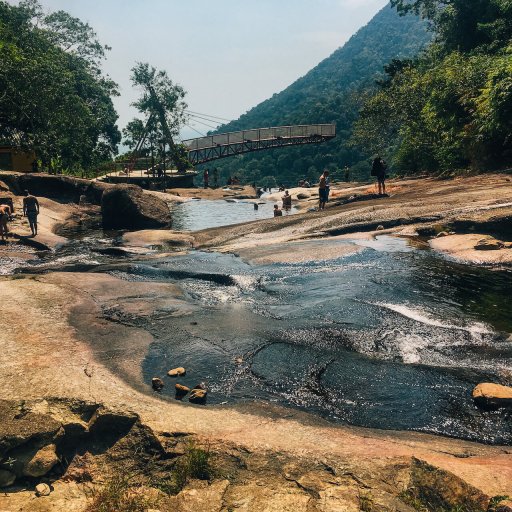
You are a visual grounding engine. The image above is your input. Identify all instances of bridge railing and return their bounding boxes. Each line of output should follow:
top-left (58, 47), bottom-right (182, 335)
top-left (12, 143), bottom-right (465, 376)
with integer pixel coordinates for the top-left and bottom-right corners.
top-left (182, 124), bottom-right (336, 152)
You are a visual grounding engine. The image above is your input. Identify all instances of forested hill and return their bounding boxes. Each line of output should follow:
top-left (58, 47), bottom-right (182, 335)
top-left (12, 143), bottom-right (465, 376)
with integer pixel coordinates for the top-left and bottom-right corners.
top-left (208, 4), bottom-right (431, 186)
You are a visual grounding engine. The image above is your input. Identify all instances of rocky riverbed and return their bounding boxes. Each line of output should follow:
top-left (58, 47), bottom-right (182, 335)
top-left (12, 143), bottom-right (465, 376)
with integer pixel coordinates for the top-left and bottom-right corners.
top-left (0, 172), bottom-right (511, 511)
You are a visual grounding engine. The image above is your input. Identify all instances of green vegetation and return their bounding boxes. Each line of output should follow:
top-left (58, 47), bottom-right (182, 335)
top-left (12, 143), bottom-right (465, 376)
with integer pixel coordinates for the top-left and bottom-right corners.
top-left (85, 471), bottom-right (160, 512)
top-left (0, 0), bottom-right (121, 174)
top-left (86, 442), bottom-right (214, 512)
top-left (208, 5), bottom-right (431, 185)
top-left (122, 62), bottom-right (191, 172)
top-left (398, 488), bottom-right (510, 512)
top-left (155, 441), bottom-right (213, 495)
top-left (353, 0), bottom-right (512, 173)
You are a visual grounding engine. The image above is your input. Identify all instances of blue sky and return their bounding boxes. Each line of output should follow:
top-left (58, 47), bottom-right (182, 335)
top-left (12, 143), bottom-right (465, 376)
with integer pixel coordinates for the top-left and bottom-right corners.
top-left (13, 0), bottom-right (388, 138)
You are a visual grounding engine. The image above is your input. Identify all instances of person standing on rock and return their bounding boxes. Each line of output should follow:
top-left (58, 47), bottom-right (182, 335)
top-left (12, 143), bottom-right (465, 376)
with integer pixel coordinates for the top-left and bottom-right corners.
top-left (371, 156), bottom-right (387, 195)
top-left (23, 190), bottom-right (40, 237)
top-left (203, 168), bottom-right (209, 189)
top-left (0, 203), bottom-right (12, 241)
top-left (318, 170), bottom-right (329, 210)
top-left (282, 190), bottom-right (292, 211)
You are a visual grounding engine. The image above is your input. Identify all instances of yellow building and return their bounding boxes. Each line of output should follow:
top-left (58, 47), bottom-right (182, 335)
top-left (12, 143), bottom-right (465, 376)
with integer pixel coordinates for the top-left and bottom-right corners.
top-left (0, 146), bottom-right (37, 172)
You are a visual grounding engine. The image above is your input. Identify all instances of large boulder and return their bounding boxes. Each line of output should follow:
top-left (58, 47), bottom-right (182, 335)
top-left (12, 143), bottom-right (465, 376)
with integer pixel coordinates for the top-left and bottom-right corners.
top-left (472, 383), bottom-right (512, 409)
top-left (101, 184), bottom-right (172, 230)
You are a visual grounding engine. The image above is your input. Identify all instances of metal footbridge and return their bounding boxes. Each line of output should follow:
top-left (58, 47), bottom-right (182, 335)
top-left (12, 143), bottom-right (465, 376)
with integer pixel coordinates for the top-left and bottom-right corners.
top-left (182, 124), bottom-right (336, 165)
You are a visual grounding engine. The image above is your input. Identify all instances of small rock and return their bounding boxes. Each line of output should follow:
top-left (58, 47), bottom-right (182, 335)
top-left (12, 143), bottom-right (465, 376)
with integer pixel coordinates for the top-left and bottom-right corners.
top-left (189, 389), bottom-right (207, 404)
top-left (297, 193), bottom-right (310, 200)
top-left (0, 469), bottom-right (15, 488)
top-left (175, 384), bottom-right (190, 399)
top-left (24, 444), bottom-right (59, 478)
top-left (35, 483), bottom-right (51, 497)
top-left (234, 356), bottom-right (243, 365)
top-left (190, 321), bottom-right (198, 325)
top-left (474, 238), bottom-right (504, 251)
top-left (472, 382), bottom-right (512, 409)
top-left (376, 225), bottom-right (385, 231)
top-left (168, 367), bottom-right (186, 377)
top-left (436, 231), bottom-right (449, 238)
top-left (152, 378), bottom-right (164, 391)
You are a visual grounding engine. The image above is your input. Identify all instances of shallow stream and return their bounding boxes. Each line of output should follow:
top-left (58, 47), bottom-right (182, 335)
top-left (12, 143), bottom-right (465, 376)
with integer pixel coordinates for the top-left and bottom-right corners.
top-left (8, 202), bottom-right (512, 444)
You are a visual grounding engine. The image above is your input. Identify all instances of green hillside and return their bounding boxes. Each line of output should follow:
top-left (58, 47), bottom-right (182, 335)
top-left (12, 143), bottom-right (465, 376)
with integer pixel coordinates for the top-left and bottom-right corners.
top-left (206, 3), bottom-right (431, 186)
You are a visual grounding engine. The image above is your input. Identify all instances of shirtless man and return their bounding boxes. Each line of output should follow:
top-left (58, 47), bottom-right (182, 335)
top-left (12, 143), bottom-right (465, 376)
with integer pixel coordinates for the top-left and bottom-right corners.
top-left (0, 203), bottom-right (11, 241)
top-left (273, 204), bottom-right (283, 217)
top-left (23, 190), bottom-right (40, 236)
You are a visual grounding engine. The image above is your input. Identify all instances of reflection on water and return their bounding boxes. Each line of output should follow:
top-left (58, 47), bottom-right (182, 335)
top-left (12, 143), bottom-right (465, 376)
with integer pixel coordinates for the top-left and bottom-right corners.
top-left (171, 199), bottom-right (297, 231)
top-left (136, 237), bottom-right (512, 444)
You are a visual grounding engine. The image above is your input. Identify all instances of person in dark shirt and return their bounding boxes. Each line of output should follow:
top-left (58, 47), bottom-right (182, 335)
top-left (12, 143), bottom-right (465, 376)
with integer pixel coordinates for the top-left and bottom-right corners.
top-left (23, 190), bottom-right (40, 236)
top-left (371, 156), bottom-right (387, 195)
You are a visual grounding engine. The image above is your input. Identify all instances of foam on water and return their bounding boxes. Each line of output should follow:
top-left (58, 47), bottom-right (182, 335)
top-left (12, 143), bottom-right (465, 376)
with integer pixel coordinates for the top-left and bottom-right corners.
top-left (375, 302), bottom-right (492, 335)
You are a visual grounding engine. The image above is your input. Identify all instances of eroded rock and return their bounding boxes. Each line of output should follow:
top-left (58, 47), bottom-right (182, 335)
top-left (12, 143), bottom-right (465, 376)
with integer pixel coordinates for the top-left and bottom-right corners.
top-left (87, 405), bottom-right (138, 437)
top-left (101, 184), bottom-right (172, 230)
top-left (24, 443), bottom-right (59, 477)
top-left (474, 238), bottom-right (504, 251)
top-left (472, 382), bottom-right (512, 409)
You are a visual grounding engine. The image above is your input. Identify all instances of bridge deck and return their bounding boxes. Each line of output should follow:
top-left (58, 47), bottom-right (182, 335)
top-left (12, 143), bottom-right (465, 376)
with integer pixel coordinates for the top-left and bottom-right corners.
top-left (182, 124), bottom-right (335, 165)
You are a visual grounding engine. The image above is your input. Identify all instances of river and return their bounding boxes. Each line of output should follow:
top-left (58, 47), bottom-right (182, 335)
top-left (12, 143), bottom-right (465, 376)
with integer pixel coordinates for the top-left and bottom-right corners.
top-left (10, 200), bottom-right (512, 444)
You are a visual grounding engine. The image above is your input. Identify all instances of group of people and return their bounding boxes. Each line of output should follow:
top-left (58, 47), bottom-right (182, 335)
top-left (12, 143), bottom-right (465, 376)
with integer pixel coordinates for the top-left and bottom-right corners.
top-left (273, 189), bottom-right (293, 217)
top-left (0, 191), bottom-right (40, 242)
top-left (202, 168), bottom-right (225, 188)
top-left (273, 156), bottom-right (387, 216)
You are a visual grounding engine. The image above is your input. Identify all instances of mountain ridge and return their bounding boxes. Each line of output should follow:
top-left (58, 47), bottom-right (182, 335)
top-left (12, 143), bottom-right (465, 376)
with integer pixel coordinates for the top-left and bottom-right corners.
top-left (208, 4), bottom-right (432, 185)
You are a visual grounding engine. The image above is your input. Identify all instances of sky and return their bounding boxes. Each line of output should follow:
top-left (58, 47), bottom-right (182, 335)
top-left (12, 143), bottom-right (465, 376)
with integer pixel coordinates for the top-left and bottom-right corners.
top-left (12, 0), bottom-right (388, 139)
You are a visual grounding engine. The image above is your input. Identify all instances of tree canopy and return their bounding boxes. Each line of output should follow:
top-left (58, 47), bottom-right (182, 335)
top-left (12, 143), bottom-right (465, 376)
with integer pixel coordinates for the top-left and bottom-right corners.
top-left (0, 0), bottom-right (120, 172)
top-left (123, 62), bottom-right (190, 172)
top-left (353, 0), bottom-right (512, 172)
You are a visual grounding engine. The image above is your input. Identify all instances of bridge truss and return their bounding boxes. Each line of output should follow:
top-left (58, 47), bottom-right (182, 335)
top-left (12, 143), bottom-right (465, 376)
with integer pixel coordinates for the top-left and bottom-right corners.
top-left (182, 124), bottom-right (336, 165)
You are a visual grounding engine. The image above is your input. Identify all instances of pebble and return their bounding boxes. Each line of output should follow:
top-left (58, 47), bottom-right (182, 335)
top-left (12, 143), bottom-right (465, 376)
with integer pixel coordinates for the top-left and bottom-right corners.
top-left (151, 377), bottom-right (164, 391)
top-left (189, 389), bottom-right (207, 404)
top-left (35, 483), bottom-right (51, 497)
top-left (168, 367), bottom-right (186, 377)
top-left (175, 384), bottom-right (190, 399)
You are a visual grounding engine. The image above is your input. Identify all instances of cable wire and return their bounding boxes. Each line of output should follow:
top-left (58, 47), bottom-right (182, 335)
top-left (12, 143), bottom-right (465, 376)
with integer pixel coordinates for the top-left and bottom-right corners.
top-left (185, 110), bottom-right (232, 122)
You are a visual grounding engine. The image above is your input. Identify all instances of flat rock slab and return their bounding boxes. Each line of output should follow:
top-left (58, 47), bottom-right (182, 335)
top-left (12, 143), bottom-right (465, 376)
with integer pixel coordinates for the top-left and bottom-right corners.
top-left (430, 234), bottom-right (512, 266)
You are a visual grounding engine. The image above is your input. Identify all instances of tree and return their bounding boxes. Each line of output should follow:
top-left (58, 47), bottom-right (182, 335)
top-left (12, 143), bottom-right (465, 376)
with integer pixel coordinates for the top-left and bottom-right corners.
top-left (354, 1), bottom-right (512, 172)
top-left (128, 62), bottom-right (190, 172)
top-left (391, 0), bottom-right (512, 53)
top-left (0, 0), bottom-right (120, 172)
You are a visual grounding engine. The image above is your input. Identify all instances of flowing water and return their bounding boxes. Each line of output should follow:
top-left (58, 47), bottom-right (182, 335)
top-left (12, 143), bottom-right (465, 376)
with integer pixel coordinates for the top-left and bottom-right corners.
top-left (9, 202), bottom-right (512, 444)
